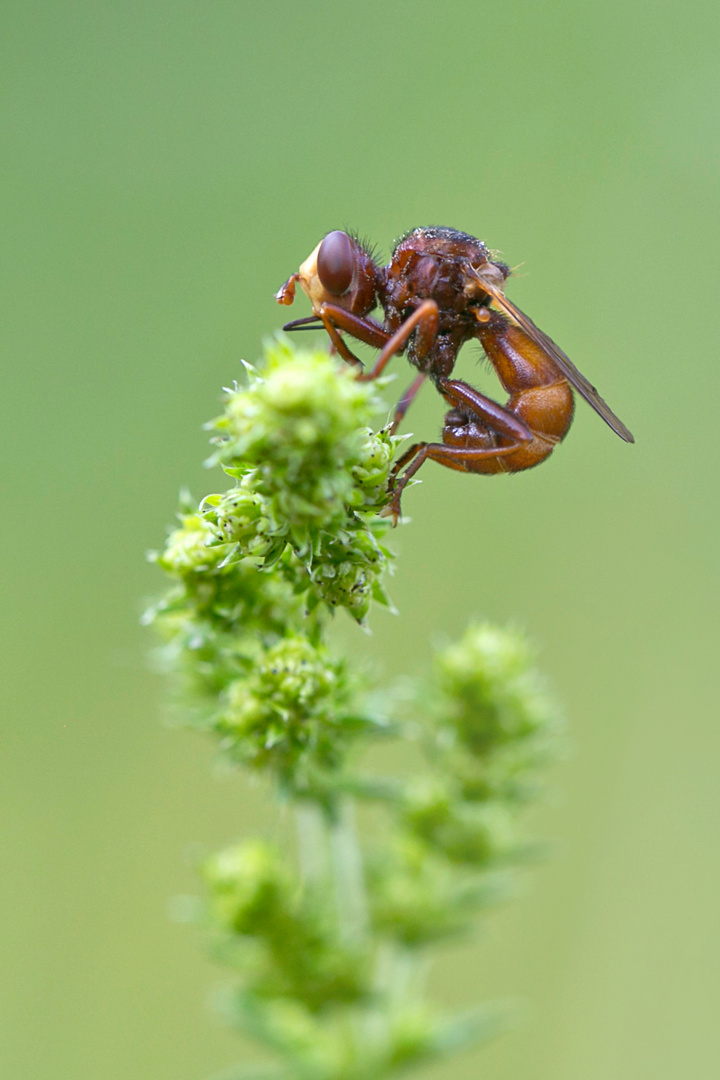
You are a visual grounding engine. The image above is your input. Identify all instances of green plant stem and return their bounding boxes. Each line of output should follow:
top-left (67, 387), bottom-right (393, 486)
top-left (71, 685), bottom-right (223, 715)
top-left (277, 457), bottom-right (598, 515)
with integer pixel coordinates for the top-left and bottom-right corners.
top-left (295, 801), bottom-right (330, 889)
top-left (329, 798), bottom-right (369, 947)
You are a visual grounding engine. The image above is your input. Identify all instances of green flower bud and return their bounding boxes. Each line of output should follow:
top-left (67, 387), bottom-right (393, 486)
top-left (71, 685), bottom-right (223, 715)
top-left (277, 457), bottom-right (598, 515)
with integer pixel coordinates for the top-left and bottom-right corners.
top-left (370, 837), bottom-right (469, 945)
top-left (348, 427), bottom-right (398, 510)
top-left (201, 475), bottom-right (284, 561)
top-left (386, 1005), bottom-right (438, 1068)
top-left (402, 778), bottom-right (516, 866)
top-left (206, 840), bottom-right (369, 1012)
top-left (308, 527), bottom-right (389, 623)
top-left (435, 624), bottom-right (559, 755)
top-left (205, 841), bottom-right (291, 936)
top-left (152, 513), bottom-right (226, 576)
top-left (216, 638), bottom-right (355, 784)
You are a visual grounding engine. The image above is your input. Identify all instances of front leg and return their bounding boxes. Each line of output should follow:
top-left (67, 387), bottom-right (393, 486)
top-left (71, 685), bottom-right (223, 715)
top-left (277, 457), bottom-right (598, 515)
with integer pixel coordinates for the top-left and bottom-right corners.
top-left (282, 300), bottom-right (390, 367)
top-left (315, 300), bottom-right (439, 385)
top-left (314, 303), bottom-right (390, 368)
top-left (315, 304), bottom-right (390, 349)
top-left (313, 299), bottom-right (439, 379)
top-left (286, 301), bottom-right (436, 431)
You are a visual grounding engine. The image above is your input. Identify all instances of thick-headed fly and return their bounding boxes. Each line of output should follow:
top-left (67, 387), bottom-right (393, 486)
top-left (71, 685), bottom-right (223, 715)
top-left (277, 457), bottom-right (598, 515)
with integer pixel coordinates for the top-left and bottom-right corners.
top-left (276, 227), bottom-right (633, 520)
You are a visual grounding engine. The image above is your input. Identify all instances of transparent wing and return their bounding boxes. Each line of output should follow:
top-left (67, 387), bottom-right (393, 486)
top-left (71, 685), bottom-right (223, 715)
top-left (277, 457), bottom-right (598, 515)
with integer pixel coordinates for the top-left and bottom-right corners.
top-left (475, 272), bottom-right (635, 443)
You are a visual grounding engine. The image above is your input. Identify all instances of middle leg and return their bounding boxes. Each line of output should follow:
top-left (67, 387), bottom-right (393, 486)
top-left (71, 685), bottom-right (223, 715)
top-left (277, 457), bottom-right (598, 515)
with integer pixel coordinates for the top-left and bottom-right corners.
top-left (389, 372), bottom-right (427, 434)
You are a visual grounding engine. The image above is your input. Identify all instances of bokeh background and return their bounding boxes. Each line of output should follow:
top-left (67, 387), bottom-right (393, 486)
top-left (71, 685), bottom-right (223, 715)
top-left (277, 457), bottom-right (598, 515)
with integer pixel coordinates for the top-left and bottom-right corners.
top-left (2, 1), bottom-right (718, 1077)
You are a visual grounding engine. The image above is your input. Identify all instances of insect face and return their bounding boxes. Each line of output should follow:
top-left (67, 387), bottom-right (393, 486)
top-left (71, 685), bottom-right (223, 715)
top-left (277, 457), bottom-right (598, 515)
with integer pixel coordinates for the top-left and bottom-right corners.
top-left (293, 230), bottom-right (379, 318)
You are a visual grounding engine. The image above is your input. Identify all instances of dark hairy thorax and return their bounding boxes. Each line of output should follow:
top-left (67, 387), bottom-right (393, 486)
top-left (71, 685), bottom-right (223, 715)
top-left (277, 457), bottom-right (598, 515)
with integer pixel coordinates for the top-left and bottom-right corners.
top-left (379, 227), bottom-right (510, 376)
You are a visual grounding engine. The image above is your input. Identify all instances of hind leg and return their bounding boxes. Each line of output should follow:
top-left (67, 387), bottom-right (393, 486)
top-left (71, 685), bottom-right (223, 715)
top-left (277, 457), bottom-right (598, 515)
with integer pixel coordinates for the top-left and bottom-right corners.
top-left (385, 379), bottom-right (533, 522)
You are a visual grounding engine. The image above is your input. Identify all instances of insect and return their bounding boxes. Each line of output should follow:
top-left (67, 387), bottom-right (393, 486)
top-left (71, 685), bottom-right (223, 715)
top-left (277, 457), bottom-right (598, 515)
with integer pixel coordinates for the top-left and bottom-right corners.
top-left (276, 227), bottom-right (634, 521)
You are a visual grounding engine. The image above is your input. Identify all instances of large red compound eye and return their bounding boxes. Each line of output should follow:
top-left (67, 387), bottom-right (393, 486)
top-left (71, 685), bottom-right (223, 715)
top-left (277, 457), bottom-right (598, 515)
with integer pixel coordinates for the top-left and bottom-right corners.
top-left (317, 230), bottom-right (354, 295)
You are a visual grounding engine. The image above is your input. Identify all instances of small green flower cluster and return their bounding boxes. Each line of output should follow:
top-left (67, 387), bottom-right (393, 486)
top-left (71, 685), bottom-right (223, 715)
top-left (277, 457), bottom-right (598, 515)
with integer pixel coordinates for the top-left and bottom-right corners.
top-left (215, 638), bottom-right (379, 795)
top-left (204, 836), bottom-right (495, 1079)
top-left (370, 625), bottom-right (561, 946)
top-left (202, 338), bottom-right (398, 622)
top-left (200, 624), bottom-right (557, 1078)
top-left (205, 842), bottom-right (369, 1012)
top-left (148, 339), bottom-right (562, 1080)
top-left (147, 339), bottom-right (400, 796)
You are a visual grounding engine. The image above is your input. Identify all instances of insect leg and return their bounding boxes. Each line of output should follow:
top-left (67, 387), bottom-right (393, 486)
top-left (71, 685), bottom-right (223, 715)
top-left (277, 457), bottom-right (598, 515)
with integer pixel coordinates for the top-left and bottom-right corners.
top-left (316, 309), bottom-right (365, 367)
top-left (316, 304), bottom-right (391, 350)
top-left (389, 372), bottom-right (427, 434)
top-left (357, 299), bottom-right (439, 382)
top-left (310, 303), bottom-right (391, 369)
top-left (437, 378), bottom-right (533, 443)
top-left (385, 437), bottom-right (523, 524)
top-left (321, 301), bottom-right (436, 421)
top-left (385, 381), bottom-right (533, 523)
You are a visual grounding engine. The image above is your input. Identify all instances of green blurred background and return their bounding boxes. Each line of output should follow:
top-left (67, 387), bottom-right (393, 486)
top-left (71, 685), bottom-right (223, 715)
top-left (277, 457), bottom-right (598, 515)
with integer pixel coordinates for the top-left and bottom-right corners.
top-left (2, 1), bottom-right (718, 1077)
